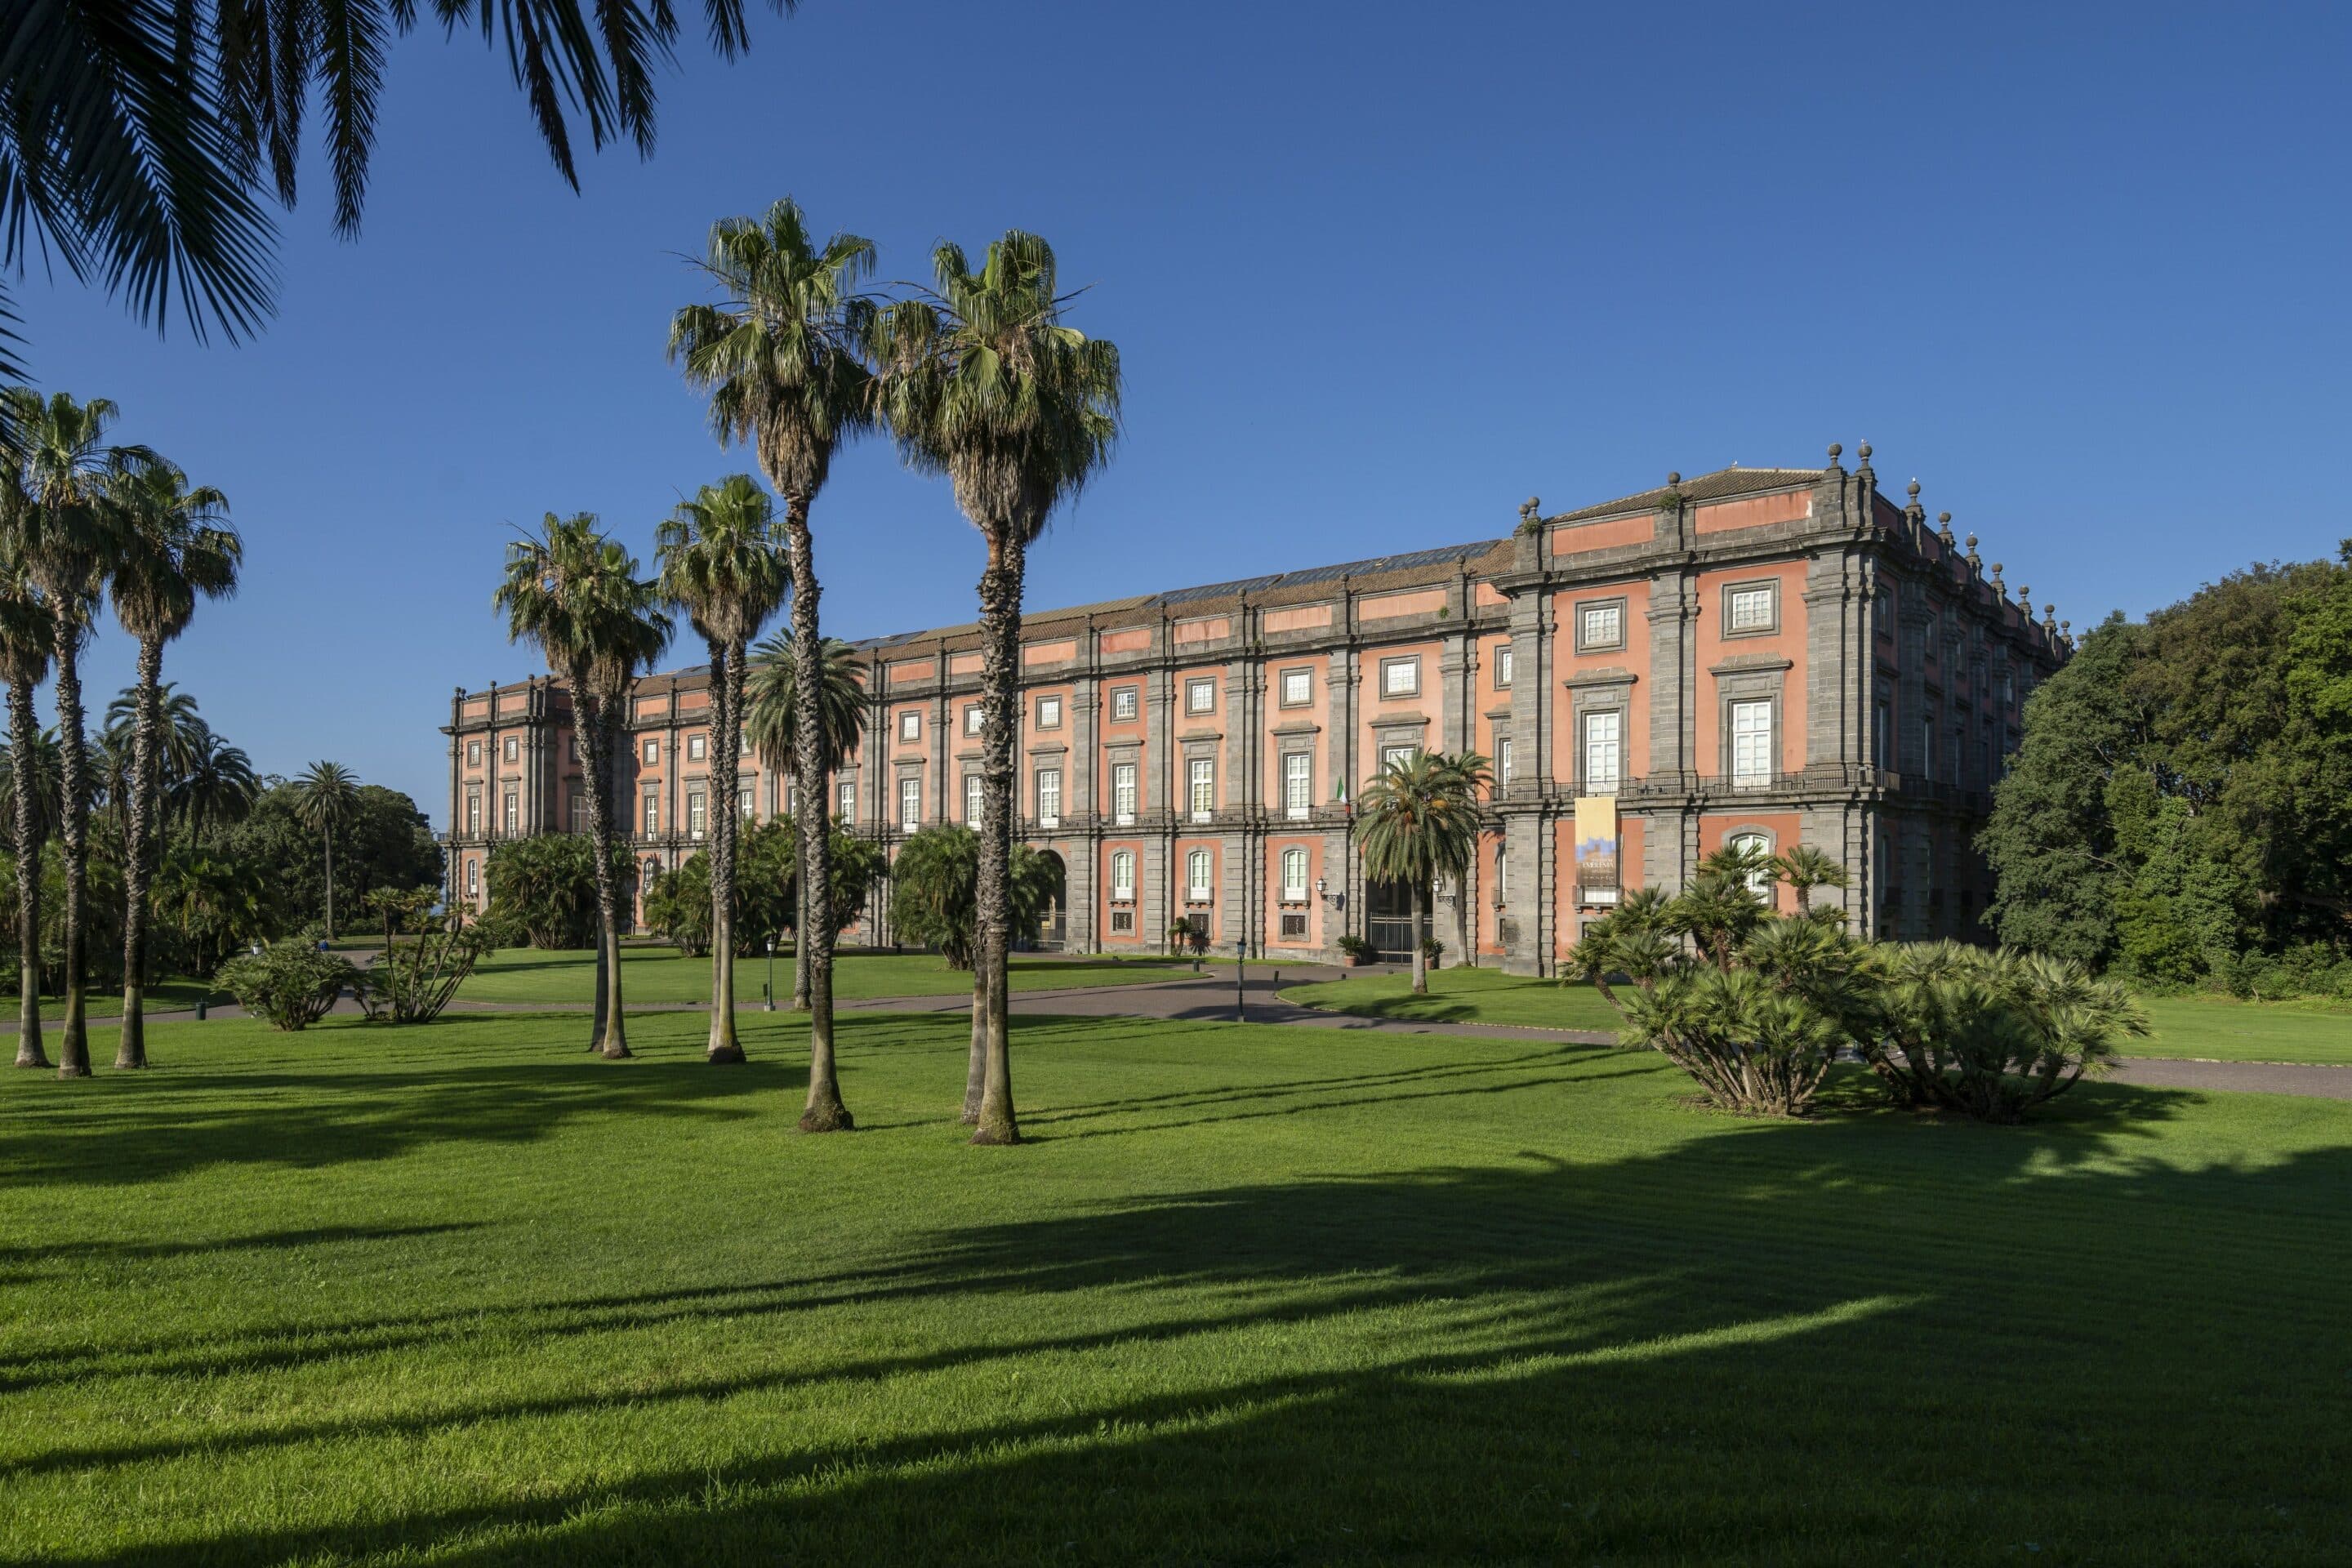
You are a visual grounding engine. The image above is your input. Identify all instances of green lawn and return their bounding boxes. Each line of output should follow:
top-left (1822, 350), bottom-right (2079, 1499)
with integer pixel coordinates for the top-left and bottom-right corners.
top-left (1280, 965), bottom-right (1625, 1032)
top-left (2, 1010), bottom-right (2346, 1563)
top-left (457, 946), bottom-right (1200, 1008)
top-left (1286, 967), bottom-right (2352, 1065)
top-left (23, 975), bottom-right (233, 1021)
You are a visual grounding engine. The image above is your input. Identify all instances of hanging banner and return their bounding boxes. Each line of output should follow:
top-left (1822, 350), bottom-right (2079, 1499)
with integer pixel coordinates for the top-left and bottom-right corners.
top-left (1574, 795), bottom-right (1619, 902)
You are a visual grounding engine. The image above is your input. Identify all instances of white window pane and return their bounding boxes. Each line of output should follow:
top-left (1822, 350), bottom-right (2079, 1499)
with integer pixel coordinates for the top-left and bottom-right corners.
top-left (1729, 587), bottom-right (1774, 631)
top-left (1113, 762), bottom-right (1137, 822)
top-left (900, 777), bottom-right (920, 828)
top-left (1282, 670), bottom-right (1309, 706)
top-left (1038, 770), bottom-right (1061, 823)
top-left (837, 779), bottom-right (855, 822)
top-left (1113, 688), bottom-right (1137, 720)
top-left (1584, 710), bottom-right (1621, 794)
top-left (1383, 660), bottom-right (1416, 696)
top-left (1187, 849), bottom-right (1212, 900)
top-left (1499, 737), bottom-right (1514, 785)
top-left (1731, 700), bottom-right (1773, 787)
top-left (1285, 753), bottom-right (1311, 817)
top-left (1189, 758), bottom-right (1214, 819)
top-left (1281, 848), bottom-right (1307, 901)
top-left (964, 774), bottom-right (983, 824)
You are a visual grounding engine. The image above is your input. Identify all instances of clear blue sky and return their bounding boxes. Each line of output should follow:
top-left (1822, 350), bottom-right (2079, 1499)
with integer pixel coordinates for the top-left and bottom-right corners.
top-left (21, 1), bottom-right (2351, 826)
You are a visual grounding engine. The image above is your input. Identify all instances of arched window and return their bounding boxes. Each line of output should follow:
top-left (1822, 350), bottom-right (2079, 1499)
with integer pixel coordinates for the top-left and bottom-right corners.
top-left (1281, 848), bottom-right (1308, 902)
top-left (1727, 833), bottom-right (1774, 901)
top-left (1110, 851), bottom-right (1135, 901)
top-left (1186, 849), bottom-right (1214, 902)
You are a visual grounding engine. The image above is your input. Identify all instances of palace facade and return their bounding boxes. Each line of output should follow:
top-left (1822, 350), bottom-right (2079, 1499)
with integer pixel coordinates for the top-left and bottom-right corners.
top-left (441, 447), bottom-right (2069, 973)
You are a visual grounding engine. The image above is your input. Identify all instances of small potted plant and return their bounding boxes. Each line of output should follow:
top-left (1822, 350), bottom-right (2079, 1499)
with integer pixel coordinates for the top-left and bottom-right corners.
top-left (1336, 933), bottom-right (1375, 968)
top-left (1421, 935), bottom-right (1446, 972)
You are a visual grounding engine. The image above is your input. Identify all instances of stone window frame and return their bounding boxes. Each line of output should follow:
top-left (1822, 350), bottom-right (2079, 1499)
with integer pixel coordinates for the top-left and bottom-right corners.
top-left (963, 703), bottom-right (986, 738)
top-left (502, 790), bottom-right (519, 834)
top-left (641, 789), bottom-right (661, 835)
top-left (1721, 578), bottom-right (1780, 639)
top-left (895, 767), bottom-right (923, 830)
top-left (1184, 847), bottom-right (1215, 904)
top-left (1574, 596), bottom-right (1628, 654)
top-left (1576, 704), bottom-right (1626, 795)
top-left (1722, 826), bottom-right (1779, 900)
top-left (1281, 750), bottom-right (1313, 819)
top-left (1277, 666), bottom-right (1313, 709)
top-left (465, 858), bottom-right (480, 898)
top-left (568, 788), bottom-right (584, 832)
top-left (1279, 846), bottom-right (1310, 903)
top-left (898, 709), bottom-right (922, 743)
top-left (1377, 655), bottom-right (1420, 699)
top-left (465, 791), bottom-right (482, 836)
top-left (1036, 693), bottom-right (1063, 730)
top-left (962, 770), bottom-right (984, 825)
top-left (1186, 753), bottom-right (1216, 822)
top-left (1036, 765), bottom-right (1062, 825)
top-left (685, 788), bottom-right (708, 840)
top-left (835, 776), bottom-right (856, 823)
top-left (1109, 849), bottom-right (1137, 902)
top-left (1714, 667), bottom-right (1785, 791)
top-left (1494, 641), bottom-right (1515, 689)
top-left (687, 733), bottom-right (706, 761)
top-left (467, 739), bottom-right (482, 768)
top-left (503, 734), bottom-right (519, 764)
top-left (1110, 684), bottom-right (1139, 722)
top-left (1109, 755), bottom-right (1140, 825)
top-left (1185, 676), bottom-right (1217, 715)
top-left (642, 737), bottom-right (661, 764)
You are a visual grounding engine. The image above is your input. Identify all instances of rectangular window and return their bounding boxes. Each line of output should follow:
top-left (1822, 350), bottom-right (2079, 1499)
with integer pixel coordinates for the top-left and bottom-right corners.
top-left (465, 794), bottom-right (481, 836)
top-left (899, 776), bottom-right (921, 829)
top-left (1280, 911), bottom-right (1307, 940)
top-left (1281, 847), bottom-right (1308, 902)
top-left (568, 789), bottom-right (584, 831)
top-left (466, 859), bottom-right (479, 897)
top-left (1037, 768), bottom-right (1062, 825)
top-left (1579, 603), bottom-right (1624, 652)
top-left (1582, 710), bottom-right (1622, 794)
top-left (1495, 644), bottom-right (1515, 688)
top-left (502, 791), bottom-right (518, 833)
top-left (1380, 657), bottom-right (1419, 697)
top-left (688, 733), bottom-right (706, 760)
top-left (2000, 670), bottom-right (2016, 706)
top-left (1280, 669), bottom-right (1311, 707)
top-left (1499, 736), bottom-right (1514, 786)
top-left (1186, 678), bottom-right (1215, 715)
top-left (1876, 699), bottom-right (1892, 772)
top-left (1381, 744), bottom-right (1414, 771)
top-left (642, 792), bottom-right (660, 835)
top-left (739, 787), bottom-right (755, 821)
top-left (964, 704), bottom-right (985, 737)
top-left (837, 778), bottom-right (855, 822)
top-left (1112, 761), bottom-right (1138, 823)
top-left (1284, 753), bottom-right (1312, 819)
top-left (898, 710), bottom-right (920, 743)
top-left (1188, 758), bottom-right (1214, 821)
top-left (1111, 686), bottom-right (1138, 722)
top-left (504, 735), bottom-right (519, 763)
top-left (740, 733), bottom-right (751, 756)
top-left (1111, 909), bottom-right (1135, 933)
top-left (1036, 695), bottom-right (1062, 730)
top-left (784, 780), bottom-right (797, 818)
top-left (1921, 718), bottom-right (1936, 777)
top-left (1731, 700), bottom-right (1773, 790)
top-left (643, 738), bottom-right (659, 764)
top-left (467, 740), bottom-right (481, 767)
top-left (1726, 583), bottom-right (1777, 634)
top-left (964, 773), bottom-right (984, 825)
top-left (1111, 849), bottom-right (1135, 900)
top-left (1187, 849), bottom-right (1214, 902)
top-left (687, 791), bottom-right (706, 839)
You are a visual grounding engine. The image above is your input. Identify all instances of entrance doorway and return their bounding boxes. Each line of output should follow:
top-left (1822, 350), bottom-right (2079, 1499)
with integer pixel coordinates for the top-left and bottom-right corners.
top-left (1365, 879), bottom-right (1417, 962)
top-left (1035, 850), bottom-right (1067, 951)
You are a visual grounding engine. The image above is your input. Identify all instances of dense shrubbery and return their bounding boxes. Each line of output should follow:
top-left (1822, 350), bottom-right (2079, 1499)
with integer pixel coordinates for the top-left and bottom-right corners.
top-left (1573, 847), bottom-right (2145, 1121)
top-left (214, 942), bottom-right (360, 1031)
top-left (354, 889), bottom-right (514, 1024)
top-left (642, 819), bottom-right (884, 960)
top-left (886, 825), bottom-right (1061, 969)
top-left (483, 832), bottom-right (635, 949)
top-left (1983, 546), bottom-right (2352, 996)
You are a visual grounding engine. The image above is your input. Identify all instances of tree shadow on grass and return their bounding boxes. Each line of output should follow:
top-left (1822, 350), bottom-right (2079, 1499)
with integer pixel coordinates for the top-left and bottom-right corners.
top-left (26, 1082), bottom-right (2352, 1565)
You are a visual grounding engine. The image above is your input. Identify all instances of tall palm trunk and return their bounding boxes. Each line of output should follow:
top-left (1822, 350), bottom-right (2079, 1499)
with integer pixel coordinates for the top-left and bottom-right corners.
top-left (706, 638), bottom-right (744, 1062)
top-left (1410, 883), bottom-right (1428, 996)
top-left (52, 614), bottom-right (91, 1077)
top-left (786, 496), bottom-right (849, 1131)
top-left (116, 635), bottom-right (163, 1067)
top-left (969, 530), bottom-right (1023, 1145)
top-left (578, 685), bottom-right (630, 1058)
top-left (792, 872), bottom-right (811, 1011)
top-left (10, 678), bottom-right (47, 1070)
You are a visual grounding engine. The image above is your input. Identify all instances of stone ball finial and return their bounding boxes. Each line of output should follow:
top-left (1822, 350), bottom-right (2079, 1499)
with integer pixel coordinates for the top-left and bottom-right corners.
top-left (1666, 470), bottom-right (1681, 486)
top-left (1523, 496), bottom-right (1540, 513)
top-left (1827, 442), bottom-right (1842, 461)
top-left (1857, 439), bottom-right (1873, 463)
top-left (1966, 532), bottom-right (1979, 549)
top-left (1907, 479), bottom-right (1920, 500)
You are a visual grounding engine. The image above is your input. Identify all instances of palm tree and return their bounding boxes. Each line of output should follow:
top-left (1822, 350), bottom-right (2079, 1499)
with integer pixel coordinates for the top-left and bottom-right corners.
top-left (288, 761), bottom-right (359, 939)
top-left (0, 0), bottom-right (796, 377)
top-left (871, 230), bottom-right (1121, 1143)
top-left (172, 724), bottom-right (260, 835)
top-left (0, 544), bottom-right (53, 1067)
top-left (108, 463), bottom-right (240, 1067)
top-left (745, 631), bottom-right (866, 1007)
top-left (495, 513), bottom-right (670, 1059)
top-left (1356, 750), bottom-right (1493, 997)
top-left (0, 389), bottom-right (146, 1076)
top-left (670, 198), bottom-right (876, 1131)
top-left (105, 683), bottom-right (212, 789)
top-left (656, 474), bottom-right (787, 1065)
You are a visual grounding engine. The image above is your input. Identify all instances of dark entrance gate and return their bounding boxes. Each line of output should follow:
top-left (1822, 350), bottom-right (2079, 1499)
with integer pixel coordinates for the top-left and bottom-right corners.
top-left (1035, 850), bottom-right (1068, 951)
top-left (1365, 879), bottom-right (1416, 962)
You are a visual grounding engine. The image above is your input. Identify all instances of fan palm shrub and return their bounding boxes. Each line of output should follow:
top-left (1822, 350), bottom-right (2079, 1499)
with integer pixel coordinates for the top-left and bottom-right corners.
top-left (1355, 751), bottom-right (1491, 997)
top-left (670, 197), bottom-right (875, 1126)
top-left (656, 474), bottom-right (786, 1063)
top-left (1869, 942), bottom-right (2147, 1121)
top-left (871, 229), bottom-right (1121, 1143)
top-left (107, 460), bottom-right (239, 1066)
top-left (495, 511), bottom-right (671, 1058)
top-left (0, 389), bottom-right (146, 1076)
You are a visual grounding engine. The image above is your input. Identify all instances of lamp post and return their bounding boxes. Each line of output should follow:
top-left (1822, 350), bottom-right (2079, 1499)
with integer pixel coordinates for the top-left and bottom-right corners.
top-left (1235, 938), bottom-right (1246, 1023)
top-left (764, 937), bottom-right (775, 1011)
